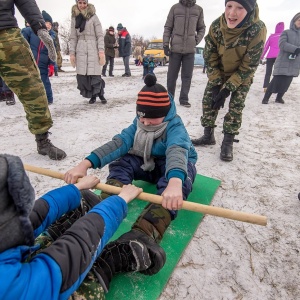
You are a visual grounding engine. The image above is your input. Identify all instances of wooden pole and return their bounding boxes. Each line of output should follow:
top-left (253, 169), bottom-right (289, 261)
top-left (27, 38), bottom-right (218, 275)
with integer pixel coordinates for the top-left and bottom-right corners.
top-left (24, 164), bottom-right (267, 226)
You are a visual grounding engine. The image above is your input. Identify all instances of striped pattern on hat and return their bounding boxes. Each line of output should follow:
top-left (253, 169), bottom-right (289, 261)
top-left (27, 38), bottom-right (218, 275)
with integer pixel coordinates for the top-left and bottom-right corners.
top-left (137, 75), bottom-right (170, 119)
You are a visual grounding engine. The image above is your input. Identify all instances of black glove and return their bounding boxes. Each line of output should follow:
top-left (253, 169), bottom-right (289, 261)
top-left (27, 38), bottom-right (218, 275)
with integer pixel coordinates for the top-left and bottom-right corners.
top-left (294, 48), bottom-right (300, 56)
top-left (163, 46), bottom-right (170, 56)
top-left (211, 85), bottom-right (221, 109)
top-left (212, 88), bottom-right (230, 110)
top-left (37, 29), bottom-right (57, 62)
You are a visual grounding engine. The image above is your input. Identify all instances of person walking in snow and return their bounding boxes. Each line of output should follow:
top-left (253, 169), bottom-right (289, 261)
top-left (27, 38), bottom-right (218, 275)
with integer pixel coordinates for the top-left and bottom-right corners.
top-left (262, 13), bottom-right (300, 104)
top-left (191, 0), bottom-right (266, 162)
top-left (260, 22), bottom-right (285, 92)
top-left (0, 0), bottom-right (66, 160)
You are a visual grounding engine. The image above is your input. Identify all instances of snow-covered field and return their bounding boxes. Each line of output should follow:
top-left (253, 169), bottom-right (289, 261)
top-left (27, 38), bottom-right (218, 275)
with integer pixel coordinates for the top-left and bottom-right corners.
top-left (1, 58), bottom-right (300, 299)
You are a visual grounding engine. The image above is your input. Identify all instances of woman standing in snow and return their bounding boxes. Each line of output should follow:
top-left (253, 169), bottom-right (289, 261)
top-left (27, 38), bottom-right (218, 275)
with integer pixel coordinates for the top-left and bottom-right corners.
top-left (262, 13), bottom-right (300, 104)
top-left (70, 0), bottom-right (107, 104)
top-left (260, 22), bottom-right (285, 92)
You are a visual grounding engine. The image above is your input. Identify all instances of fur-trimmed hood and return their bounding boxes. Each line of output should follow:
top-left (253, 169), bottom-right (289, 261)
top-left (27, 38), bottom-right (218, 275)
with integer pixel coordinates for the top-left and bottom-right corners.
top-left (179, 0), bottom-right (196, 7)
top-left (71, 3), bottom-right (96, 19)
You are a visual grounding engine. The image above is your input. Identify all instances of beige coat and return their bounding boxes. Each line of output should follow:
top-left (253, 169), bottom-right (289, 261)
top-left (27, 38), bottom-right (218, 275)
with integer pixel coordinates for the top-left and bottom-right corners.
top-left (70, 4), bottom-right (104, 75)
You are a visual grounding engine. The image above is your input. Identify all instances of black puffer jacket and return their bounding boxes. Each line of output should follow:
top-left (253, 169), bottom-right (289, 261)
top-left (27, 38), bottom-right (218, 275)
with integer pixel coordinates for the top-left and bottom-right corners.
top-left (0, 0), bottom-right (46, 34)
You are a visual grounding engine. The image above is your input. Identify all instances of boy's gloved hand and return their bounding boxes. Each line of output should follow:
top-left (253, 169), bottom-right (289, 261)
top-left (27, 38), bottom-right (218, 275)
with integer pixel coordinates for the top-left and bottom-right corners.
top-left (163, 46), bottom-right (170, 56)
top-left (294, 48), bottom-right (300, 56)
top-left (37, 29), bottom-right (57, 62)
top-left (212, 88), bottom-right (230, 110)
top-left (48, 65), bottom-right (54, 77)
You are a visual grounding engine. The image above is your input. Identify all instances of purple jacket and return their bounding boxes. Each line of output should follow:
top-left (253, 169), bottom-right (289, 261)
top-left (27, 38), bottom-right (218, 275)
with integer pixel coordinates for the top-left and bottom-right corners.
top-left (261, 22), bottom-right (285, 59)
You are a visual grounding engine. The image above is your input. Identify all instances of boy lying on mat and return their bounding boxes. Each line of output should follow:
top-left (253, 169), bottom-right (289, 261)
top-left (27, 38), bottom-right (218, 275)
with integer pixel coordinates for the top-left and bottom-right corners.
top-left (64, 74), bottom-right (198, 293)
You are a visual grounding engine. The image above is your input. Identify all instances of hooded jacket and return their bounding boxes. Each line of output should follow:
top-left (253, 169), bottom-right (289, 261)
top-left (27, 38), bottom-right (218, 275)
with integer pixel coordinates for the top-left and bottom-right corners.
top-left (0, 0), bottom-right (46, 34)
top-left (70, 3), bottom-right (104, 75)
top-left (261, 22), bottom-right (285, 59)
top-left (86, 93), bottom-right (198, 183)
top-left (273, 13), bottom-right (300, 77)
top-left (118, 28), bottom-right (132, 57)
top-left (163, 0), bottom-right (206, 54)
top-left (204, 5), bottom-right (266, 91)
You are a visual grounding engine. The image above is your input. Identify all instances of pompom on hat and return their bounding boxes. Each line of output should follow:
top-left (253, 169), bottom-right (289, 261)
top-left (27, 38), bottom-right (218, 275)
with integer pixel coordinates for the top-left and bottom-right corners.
top-left (136, 74), bottom-right (171, 119)
top-left (0, 154), bottom-right (35, 253)
top-left (225, 0), bottom-right (256, 13)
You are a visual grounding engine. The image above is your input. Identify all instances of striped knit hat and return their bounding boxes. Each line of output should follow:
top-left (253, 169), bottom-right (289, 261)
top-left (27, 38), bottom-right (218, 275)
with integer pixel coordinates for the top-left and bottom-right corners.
top-left (137, 74), bottom-right (171, 118)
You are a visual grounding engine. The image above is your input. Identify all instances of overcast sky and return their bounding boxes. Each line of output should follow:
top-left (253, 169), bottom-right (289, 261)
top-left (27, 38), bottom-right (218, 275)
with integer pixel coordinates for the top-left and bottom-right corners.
top-left (15, 0), bottom-right (298, 46)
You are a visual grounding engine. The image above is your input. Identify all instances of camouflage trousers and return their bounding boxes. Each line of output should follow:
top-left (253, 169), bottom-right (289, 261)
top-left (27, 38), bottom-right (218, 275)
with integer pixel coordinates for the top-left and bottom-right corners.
top-left (29, 234), bottom-right (105, 300)
top-left (0, 28), bottom-right (52, 134)
top-left (57, 51), bottom-right (62, 69)
top-left (200, 81), bottom-right (251, 135)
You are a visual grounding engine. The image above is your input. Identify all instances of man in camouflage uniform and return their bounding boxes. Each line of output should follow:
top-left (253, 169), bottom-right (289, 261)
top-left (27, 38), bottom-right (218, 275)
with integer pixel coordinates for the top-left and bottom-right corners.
top-left (0, 0), bottom-right (66, 160)
top-left (192, 0), bottom-right (266, 161)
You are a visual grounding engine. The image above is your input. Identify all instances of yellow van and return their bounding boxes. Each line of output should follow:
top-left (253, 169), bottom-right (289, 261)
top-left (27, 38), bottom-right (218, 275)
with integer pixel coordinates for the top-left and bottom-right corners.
top-left (144, 39), bottom-right (169, 66)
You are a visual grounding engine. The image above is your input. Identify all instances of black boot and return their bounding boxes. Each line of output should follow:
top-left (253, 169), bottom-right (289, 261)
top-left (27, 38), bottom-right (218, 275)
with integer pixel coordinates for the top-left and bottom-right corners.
top-left (0, 91), bottom-right (6, 102)
top-left (275, 93), bottom-right (285, 104)
top-left (35, 131), bottom-right (67, 160)
top-left (93, 229), bottom-right (166, 292)
top-left (220, 133), bottom-right (235, 162)
top-left (192, 127), bottom-right (216, 146)
top-left (99, 94), bottom-right (107, 104)
top-left (89, 96), bottom-right (96, 104)
top-left (262, 91), bottom-right (272, 104)
top-left (54, 70), bottom-right (58, 76)
top-left (5, 91), bottom-right (15, 106)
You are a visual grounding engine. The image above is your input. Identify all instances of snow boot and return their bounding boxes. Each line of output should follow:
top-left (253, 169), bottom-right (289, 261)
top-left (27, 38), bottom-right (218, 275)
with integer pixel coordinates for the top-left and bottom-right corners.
top-left (99, 94), bottom-right (107, 104)
top-left (35, 131), bottom-right (67, 160)
top-left (46, 189), bottom-right (101, 241)
top-left (89, 96), bottom-right (96, 104)
top-left (220, 133), bottom-right (235, 162)
top-left (5, 91), bottom-right (15, 105)
top-left (0, 91), bottom-right (6, 102)
top-left (275, 93), bottom-right (285, 104)
top-left (192, 127), bottom-right (216, 146)
top-left (262, 91), bottom-right (272, 104)
top-left (93, 229), bottom-right (166, 292)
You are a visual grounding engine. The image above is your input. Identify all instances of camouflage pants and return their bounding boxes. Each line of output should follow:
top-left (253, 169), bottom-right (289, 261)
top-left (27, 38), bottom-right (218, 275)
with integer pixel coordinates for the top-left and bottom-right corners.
top-left (29, 234), bottom-right (105, 300)
top-left (200, 81), bottom-right (251, 135)
top-left (0, 28), bottom-right (52, 134)
top-left (57, 51), bottom-right (62, 69)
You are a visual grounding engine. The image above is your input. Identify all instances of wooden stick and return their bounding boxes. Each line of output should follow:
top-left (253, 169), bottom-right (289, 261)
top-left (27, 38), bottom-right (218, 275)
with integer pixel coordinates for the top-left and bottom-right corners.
top-left (24, 164), bottom-right (267, 226)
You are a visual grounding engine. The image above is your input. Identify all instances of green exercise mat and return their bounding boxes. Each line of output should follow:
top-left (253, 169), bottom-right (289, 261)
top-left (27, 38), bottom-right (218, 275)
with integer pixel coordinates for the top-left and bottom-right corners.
top-left (96, 174), bottom-right (221, 300)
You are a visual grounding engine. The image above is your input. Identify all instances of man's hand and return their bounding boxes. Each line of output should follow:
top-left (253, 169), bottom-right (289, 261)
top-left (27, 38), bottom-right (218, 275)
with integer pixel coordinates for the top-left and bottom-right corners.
top-left (70, 54), bottom-right (76, 68)
top-left (64, 160), bottom-right (92, 184)
top-left (99, 51), bottom-right (105, 66)
top-left (48, 65), bottom-right (54, 77)
top-left (37, 29), bottom-right (57, 62)
top-left (161, 178), bottom-right (183, 210)
top-left (118, 184), bottom-right (143, 203)
top-left (163, 46), bottom-right (170, 56)
top-left (212, 88), bottom-right (230, 110)
top-left (74, 175), bottom-right (100, 190)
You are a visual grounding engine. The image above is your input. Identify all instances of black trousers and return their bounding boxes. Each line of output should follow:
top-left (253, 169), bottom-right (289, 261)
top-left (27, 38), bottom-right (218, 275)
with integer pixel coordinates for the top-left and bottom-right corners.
top-left (263, 58), bottom-right (276, 88)
top-left (102, 55), bottom-right (114, 75)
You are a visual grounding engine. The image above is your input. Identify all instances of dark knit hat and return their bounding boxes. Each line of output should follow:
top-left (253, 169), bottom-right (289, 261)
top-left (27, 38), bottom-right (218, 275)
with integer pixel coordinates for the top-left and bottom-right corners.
top-left (117, 23), bottom-right (124, 30)
top-left (225, 0), bottom-right (256, 13)
top-left (109, 26), bottom-right (115, 31)
top-left (42, 10), bottom-right (53, 24)
top-left (136, 74), bottom-right (171, 119)
top-left (0, 154), bottom-right (35, 253)
top-left (76, 0), bottom-right (88, 2)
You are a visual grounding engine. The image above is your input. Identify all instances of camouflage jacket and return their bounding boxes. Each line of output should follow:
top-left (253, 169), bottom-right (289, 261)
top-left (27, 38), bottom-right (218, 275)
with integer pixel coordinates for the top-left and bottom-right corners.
top-left (204, 5), bottom-right (266, 91)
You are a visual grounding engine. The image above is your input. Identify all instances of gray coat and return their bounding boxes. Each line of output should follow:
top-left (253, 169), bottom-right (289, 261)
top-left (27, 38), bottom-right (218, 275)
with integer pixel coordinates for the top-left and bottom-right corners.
top-left (163, 0), bottom-right (206, 54)
top-left (70, 4), bottom-right (104, 75)
top-left (273, 14), bottom-right (300, 77)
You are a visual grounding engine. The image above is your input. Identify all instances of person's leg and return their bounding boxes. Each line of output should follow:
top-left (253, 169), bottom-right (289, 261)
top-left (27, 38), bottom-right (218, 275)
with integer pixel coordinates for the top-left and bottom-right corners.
top-left (124, 56), bottom-right (131, 75)
top-left (57, 51), bottom-right (64, 71)
top-left (40, 71), bottom-right (53, 104)
top-left (263, 58), bottom-right (276, 89)
top-left (179, 53), bottom-right (195, 105)
top-left (167, 52), bottom-right (182, 99)
top-left (109, 56), bottom-right (114, 76)
top-left (262, 77), bottom-right (274, 104)
top-left (102, 55), bottom-right (109, 76)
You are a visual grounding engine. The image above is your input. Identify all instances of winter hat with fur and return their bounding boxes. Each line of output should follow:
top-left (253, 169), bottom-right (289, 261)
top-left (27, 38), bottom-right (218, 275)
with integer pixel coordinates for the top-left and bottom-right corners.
top-left (42, 10), bottom-right (53, 24)
top-left (0, 154), bottom-right (35, 253)
top-left (136, 74), bottom-right (171, 119)
top-left (225, 0), bottom-right (256, 13)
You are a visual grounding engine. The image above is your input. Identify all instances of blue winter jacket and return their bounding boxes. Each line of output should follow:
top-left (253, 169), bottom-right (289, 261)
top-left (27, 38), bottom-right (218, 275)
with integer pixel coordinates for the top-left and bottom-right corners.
top-left (21, 26), bottom-right (55, 72)
top-left (87, 94), bottom-right (198, 182)
top-left (0, 185), bottom-right (128, 300)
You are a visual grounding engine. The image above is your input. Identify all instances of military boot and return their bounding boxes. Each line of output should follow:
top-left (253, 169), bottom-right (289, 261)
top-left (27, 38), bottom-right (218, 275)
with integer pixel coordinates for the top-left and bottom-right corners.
top-left (35, 131), bottom-right (67, 160)
top-left (192, 127), bottom-right (216, 146)
top-left (93, 229), bottom-right (166, 292)
top-left (5, 91), bottom-right (15, 106)
top-left (47, 190), bottom-right (101, 240)
top-left (220, 133), bottom-right (235, 162)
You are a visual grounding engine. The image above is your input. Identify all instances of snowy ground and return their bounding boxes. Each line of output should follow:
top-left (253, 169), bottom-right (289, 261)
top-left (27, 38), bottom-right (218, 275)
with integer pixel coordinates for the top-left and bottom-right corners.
top-left (1, 58), bottom-right (300, 300)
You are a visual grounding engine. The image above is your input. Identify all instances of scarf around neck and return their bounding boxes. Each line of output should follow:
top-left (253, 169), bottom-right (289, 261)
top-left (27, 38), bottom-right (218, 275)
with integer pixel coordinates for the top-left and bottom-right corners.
top-left (75, 13), bottom-right (86, 32)
top-left (129, 120), bottom-right (168, 171)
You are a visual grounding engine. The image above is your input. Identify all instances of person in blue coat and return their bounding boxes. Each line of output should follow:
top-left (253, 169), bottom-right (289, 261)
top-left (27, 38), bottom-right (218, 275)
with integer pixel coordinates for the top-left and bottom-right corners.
top-left (0, 154), bottom-right (154, 300)
top-left (22, 10), bottom-right (56, 104)
top-left (65, 74), bottom-right (198, 285)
